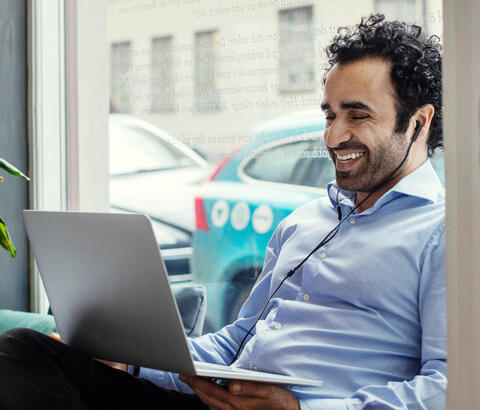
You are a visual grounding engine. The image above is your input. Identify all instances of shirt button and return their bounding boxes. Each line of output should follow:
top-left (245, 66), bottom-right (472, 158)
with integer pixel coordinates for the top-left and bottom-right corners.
top-left (303, 293), bottom-right (310, 301)
top-left (252, 365), bottom-right (259, 371)
top-left (319, 252), bottom-right (327, 259)
top-left (349, 217), bottom-right (356, 224)
top-left (274, 323), bottom-right (282, 330)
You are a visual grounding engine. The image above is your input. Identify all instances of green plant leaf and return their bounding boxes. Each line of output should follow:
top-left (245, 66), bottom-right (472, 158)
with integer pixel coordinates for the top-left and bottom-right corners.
top-left (0, 158), bottom-right (30, 181)
top-left (0, 218), bottom-right (16, 258)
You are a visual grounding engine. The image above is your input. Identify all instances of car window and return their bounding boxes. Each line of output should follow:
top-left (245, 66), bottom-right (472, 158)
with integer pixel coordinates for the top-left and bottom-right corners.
top-left (243, 139), bottom-right (335, 188)
top-left (109, 121), bottom-right (195, 175)
top-left (293, 142), bottom-right (336, 188)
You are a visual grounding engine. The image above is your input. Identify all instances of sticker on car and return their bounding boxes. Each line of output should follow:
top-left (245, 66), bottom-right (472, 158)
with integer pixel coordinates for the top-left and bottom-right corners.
top-left (231, 202), bottom-right (250, 231)
top-left (211, 200), bottom-right (230, 228)
top-left (252, 204), bottom-right (274, 234)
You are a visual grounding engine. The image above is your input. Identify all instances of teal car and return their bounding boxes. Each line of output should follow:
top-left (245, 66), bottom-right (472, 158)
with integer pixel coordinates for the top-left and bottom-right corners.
top-left (192, 110), bottom-right (445, 332)
top-left (192, 111), bottom-right (334, 331)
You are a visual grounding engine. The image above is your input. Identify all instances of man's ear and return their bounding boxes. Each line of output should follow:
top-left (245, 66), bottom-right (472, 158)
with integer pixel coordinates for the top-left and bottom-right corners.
top-left (411, 104), bottom-right (435, 143)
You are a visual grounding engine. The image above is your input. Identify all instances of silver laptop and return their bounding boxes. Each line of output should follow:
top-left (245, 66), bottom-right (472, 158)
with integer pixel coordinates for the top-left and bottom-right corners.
top-left (23, 210), bottom-right (323, 387)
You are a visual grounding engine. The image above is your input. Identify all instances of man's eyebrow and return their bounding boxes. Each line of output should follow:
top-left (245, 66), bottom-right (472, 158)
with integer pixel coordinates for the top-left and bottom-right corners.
top-left (340, 101), bottom-right (373, 111)
top-left (320, 101), bottom-right (373, 112)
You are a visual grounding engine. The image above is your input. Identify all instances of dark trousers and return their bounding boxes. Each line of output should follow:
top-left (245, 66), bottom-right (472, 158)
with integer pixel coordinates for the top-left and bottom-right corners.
top-left (0, 328), bottom-right (209, 410)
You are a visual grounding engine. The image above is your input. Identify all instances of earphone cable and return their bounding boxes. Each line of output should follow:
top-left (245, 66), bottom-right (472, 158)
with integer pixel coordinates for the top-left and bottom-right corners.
top-left (228, 130), bottom-right (419, 366)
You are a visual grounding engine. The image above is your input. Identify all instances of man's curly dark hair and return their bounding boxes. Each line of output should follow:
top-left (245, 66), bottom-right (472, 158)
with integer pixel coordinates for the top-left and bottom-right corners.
top-left (325, 14), bottom-right (443, 157)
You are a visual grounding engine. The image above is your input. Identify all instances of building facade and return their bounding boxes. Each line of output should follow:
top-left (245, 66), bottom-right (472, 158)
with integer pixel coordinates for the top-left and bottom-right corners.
top-left (108, 0), bottom-right (443, 162)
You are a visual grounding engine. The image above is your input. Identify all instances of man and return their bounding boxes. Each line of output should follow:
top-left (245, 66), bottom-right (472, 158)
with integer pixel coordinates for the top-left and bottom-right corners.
top-left (0, 14), bottom-right (445, 409)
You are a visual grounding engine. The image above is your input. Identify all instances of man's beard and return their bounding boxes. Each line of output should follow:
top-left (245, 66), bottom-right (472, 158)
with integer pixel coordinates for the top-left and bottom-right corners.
top-left (332, 133), bottom-right (409, 193)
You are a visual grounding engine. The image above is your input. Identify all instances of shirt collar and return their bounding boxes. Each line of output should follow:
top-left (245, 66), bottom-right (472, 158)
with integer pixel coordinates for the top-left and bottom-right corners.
top-left (327, 159), bottom-right (444, 211)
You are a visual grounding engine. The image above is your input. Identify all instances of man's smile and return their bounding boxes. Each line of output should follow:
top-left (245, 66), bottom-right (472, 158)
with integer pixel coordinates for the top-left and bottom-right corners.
top-left (334, 150), bottom-right (366, 171)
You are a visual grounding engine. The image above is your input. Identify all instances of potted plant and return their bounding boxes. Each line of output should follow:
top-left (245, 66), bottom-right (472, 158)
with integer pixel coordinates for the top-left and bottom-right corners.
top-left (0, 157), bottom-right (30, 258)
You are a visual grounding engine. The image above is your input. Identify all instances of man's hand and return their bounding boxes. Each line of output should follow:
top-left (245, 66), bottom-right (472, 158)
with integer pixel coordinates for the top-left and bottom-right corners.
top-left (179, 375), bottom-right (300, 410)
top-left (49, 333), bottom-right (128, 372)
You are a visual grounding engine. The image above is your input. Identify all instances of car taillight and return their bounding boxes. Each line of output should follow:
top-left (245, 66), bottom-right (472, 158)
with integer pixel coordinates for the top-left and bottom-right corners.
top-left (208, 141), bottom-right (246, 182)
top-left (208, 156), bottom-right (229, 182)
top-left (195, 196), bottom-right (209, 231)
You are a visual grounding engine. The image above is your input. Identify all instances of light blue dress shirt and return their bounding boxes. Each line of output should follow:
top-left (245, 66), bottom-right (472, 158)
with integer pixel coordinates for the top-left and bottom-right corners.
top-left (138, 160), bottom-right (446, 409)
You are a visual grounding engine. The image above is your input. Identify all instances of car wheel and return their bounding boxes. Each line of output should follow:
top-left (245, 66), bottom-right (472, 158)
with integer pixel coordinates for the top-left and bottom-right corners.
top-left (224, 269), bottom-right (261, 324)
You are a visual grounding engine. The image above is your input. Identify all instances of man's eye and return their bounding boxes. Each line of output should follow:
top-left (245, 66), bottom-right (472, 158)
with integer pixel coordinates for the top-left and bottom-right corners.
top-left (325, 115), bottom-right (335, 120)
top-left (352, 116), bottom-right (369, 120)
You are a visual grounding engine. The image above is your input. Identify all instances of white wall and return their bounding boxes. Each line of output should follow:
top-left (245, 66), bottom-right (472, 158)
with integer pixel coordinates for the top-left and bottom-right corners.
top-left (443, 0), bottom-right (480, 407)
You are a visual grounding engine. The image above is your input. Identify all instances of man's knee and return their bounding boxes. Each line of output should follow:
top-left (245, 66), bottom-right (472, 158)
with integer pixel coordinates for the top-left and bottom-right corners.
top-left (0, 327), bottom-right (47, 353)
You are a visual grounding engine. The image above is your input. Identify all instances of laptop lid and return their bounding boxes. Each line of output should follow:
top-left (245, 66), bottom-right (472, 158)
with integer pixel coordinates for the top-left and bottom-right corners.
top-left (23, 210), bottom-right (196, 375)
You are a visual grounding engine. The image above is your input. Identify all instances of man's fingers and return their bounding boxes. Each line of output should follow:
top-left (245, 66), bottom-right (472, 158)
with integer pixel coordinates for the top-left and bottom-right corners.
top-left (229, 381), bottom-right (300, 409)
top-left (181, 376), bottom-right (301, 410)
top-left (179, 375), bottom-right (234, 409)
top-left (179, 376), bottom-right (232, 401)
top-left (179, 375), bottom-right (300, 409)
top-left (179, 375), bottom-right (228, 398)
top-left (180, 375), bottom-right (273, 400)
top-left (229, 381), bottom-right (275, 398)
top-left (195, 389), bottom-right (233, 410)
top-left (49, 332), bottom-right (62, 342)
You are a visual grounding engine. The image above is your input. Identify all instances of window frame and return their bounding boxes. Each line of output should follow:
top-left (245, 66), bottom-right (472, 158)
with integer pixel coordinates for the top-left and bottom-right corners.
top-left (27, 0), bottom-right (67, 314)
top-left (28, 0), bottom-right (109, 313)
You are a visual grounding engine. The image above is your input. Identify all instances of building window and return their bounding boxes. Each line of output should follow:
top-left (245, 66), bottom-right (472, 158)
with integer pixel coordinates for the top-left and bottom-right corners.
top-left (375, 0), bottom-right (418, 22)
top-left (194, 30), bottom-right (220, 112)
top-left (151, 36), bottom-right (176, 113)
top-left (278, 6), bottom-right (315, 93)
top-left (110, 41), bottom-right (132, 113)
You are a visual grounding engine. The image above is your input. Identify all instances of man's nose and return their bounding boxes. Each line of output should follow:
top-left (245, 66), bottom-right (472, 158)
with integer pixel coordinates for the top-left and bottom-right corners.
top-left (324, 121), bottom-right (353, 149)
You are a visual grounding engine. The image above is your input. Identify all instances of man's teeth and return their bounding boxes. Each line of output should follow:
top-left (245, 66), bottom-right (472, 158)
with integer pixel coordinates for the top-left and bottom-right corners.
top-left (336, 152), bottom-right (365, 161)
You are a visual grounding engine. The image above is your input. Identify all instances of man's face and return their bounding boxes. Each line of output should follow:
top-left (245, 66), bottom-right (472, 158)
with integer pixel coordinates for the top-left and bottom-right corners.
top-left (321, 58), bottom-right (410, 192)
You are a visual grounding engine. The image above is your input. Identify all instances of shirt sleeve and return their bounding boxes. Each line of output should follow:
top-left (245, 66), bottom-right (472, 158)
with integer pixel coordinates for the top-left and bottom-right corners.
top-left (133, 226), bottom-right (283, 393)
top-left (298, 223), bottom-right (447, 410)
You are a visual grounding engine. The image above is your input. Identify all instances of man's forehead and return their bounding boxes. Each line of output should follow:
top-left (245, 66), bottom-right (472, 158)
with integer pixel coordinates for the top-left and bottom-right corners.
top-left (322, 58), bottom-right (394, 110)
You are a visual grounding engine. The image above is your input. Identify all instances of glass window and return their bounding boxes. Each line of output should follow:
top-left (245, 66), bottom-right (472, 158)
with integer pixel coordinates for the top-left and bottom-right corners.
top-left (108, 0), bottom-right (445, 333)
top-left (279, 6), bottom-right (315, 92)
top-left (295, 145), bottom-right (336, 188)
top-left (151, 36), bottom-right (176, 113)
top-left (109, 119), bottom-right (195, 175)
top-left (375, 0), bottom-right (418, 22)
top-left (244, 140), bottom-right (312, 184)
top-left (243, 140), bottom-right (334, 188)
top-left (194, 30), bottom-right (220, 112)
top-left (110, 41), bottom-right (132, 113)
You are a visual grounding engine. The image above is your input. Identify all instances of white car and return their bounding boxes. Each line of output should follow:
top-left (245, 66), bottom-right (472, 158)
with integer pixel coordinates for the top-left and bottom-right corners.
top-left (109, 114), bottom-right (211, 278)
